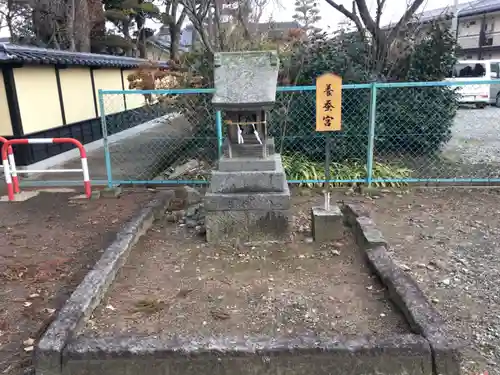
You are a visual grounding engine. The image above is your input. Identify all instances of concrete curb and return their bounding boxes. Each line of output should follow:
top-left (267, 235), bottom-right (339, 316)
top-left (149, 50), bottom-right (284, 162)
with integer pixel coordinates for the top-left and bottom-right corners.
top-left (62, 334), bottom-right (433, 375)
top-left (342, 203), bottom-right (463, 375)
top-left (35, 191), bottom-right (174, 375)
top-left (34, 195), bottom-right (460, 375)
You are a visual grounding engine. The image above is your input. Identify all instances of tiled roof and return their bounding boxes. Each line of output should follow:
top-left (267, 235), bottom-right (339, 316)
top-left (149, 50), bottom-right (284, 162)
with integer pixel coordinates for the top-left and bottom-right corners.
top-left (0, 43), bottom-right (169, 68)
top-left (415, 0), bottom-right (500, 23)
top-left (459, 0), bottom-right (500, 17)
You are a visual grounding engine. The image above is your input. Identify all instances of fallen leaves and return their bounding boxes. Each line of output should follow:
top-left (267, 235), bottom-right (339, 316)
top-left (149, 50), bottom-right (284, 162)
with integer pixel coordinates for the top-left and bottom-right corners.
top-left (210, 308), bottom-right (230, 321)
top-left (132, 299), bottom-right (168, 315)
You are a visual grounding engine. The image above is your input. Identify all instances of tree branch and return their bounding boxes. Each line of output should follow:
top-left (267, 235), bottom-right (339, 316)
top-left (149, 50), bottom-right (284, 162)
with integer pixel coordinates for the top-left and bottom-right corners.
top-left (375, 0), bottom-right (386, 29)
top-left (324, 0), bottom-right (364, 35)
top-left (354, 0), bottom-right (378, 38)
top-left (387, 0), bottom-right (425, 41)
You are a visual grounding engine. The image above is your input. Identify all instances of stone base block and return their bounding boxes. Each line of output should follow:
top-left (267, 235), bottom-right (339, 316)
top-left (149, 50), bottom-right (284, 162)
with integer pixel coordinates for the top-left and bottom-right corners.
top-left (311, 205), bottom-right (345, 242)
top-left (204, 180), bottom-right (290, 211)
top-left (218, 154), bottom-right (281, 172)
top-left (205, 209), bottom-right (292, 243)
top-left (210, 164), bottom-right (286, 194)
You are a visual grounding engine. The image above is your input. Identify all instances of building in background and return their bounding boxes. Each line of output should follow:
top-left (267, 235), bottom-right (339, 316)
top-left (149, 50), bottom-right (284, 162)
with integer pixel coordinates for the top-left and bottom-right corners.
top-left (416, 0), bottom-right (500, 60)
top-left (0, 43), bottom-right (167, 167)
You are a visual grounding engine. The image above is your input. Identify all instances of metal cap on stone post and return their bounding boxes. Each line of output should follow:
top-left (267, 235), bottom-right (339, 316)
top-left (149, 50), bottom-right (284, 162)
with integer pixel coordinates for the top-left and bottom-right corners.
top-left (212, 51), bottom-right (280, 159)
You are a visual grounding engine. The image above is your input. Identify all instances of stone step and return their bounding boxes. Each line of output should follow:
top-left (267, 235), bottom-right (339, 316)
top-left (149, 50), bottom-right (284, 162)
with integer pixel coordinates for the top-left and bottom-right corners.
top-left (204, 180), bottom-right (290, 211)
top-left (209, 164), bottom-right (287, 193)
top-left (218, 154), bottom-right (281, 172)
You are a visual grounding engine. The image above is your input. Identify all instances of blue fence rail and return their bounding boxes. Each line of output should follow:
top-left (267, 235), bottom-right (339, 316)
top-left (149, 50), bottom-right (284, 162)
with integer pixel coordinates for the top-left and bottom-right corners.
top-left (50, 79), bottom-right (500, 188)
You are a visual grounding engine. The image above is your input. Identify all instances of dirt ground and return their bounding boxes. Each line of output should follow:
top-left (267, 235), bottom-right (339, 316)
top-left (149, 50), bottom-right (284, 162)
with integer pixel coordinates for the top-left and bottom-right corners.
top-left (85, 201), bottom-right (409, 340)
top-left (0, 189), bottom-right (155, 375)
top-left (86, 187), bottom-right (500, 375)
top-left (2, 185), bottom-right (499, 375)
top-left (363, 188), bottom-right (500, 375)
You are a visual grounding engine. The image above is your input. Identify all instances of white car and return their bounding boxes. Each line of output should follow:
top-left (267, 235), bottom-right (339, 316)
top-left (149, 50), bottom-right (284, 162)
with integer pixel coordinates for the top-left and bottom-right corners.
top-left (446, 59), bottom-right (500, 108)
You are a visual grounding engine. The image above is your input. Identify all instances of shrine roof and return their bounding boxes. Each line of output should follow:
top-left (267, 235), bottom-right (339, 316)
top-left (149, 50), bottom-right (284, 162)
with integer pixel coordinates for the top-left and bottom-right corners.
top-left (212, 51), bottom-right (279, 111)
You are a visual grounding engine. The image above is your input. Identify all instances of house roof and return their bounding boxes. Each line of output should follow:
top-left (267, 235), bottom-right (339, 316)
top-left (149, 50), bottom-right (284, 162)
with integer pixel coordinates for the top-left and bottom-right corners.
top-left (0, 43), bottom-right (169, 68)
top-left (461, 0), bottom-right (500, 17)
top-left (415, 0), bottom-right (500, 23)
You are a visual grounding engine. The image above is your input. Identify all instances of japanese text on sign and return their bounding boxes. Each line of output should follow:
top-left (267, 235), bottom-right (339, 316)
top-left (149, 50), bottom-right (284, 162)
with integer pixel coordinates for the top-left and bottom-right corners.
top-left (316, 73), bottom-right (342, 132)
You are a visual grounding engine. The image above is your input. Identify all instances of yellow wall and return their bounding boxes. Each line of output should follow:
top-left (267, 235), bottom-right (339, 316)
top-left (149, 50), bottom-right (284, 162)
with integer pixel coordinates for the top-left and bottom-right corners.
top-left (4, 65), bottom-right (149, 136)
top-left (93, 68), bottom-right (125, 115)
top-left (0, 71), bottom-right (12, 136)
top-left (122, 69), bottom-right (146, 110)
top-left (15, 66), bottom-right (62, 134)
top-left (59, 67), bottom-right (96, 123)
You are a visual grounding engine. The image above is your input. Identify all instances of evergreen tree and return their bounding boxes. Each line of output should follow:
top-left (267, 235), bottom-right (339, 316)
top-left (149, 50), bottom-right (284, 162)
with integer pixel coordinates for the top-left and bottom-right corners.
top-left (292, 0), bottom-right (321, 33)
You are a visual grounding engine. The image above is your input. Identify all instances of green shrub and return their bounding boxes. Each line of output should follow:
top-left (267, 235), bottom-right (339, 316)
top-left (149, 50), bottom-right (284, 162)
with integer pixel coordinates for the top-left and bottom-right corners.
top-left (271, 25), bottom-right (459, 162)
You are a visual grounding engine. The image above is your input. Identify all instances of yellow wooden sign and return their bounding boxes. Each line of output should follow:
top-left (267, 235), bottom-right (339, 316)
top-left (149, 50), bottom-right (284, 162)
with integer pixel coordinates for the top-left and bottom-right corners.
top-left (316, 73), bottom-right (342, 132)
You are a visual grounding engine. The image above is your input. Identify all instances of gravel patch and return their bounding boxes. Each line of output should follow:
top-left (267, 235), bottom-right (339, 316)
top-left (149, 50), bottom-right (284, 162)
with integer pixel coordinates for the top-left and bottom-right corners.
top-left (443, 106), bottom-right (500, 167)
top-left (365, 188), bottom-right (500, 375)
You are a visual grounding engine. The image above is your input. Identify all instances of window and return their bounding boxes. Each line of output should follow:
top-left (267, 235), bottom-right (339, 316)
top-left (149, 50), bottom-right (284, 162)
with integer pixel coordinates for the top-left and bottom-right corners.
top-left (448, 63), bottom-right (487, 78)
top-left (484, 37), bottom-right (494, 46)
top-left (491, 63), bottom-right (500, 78)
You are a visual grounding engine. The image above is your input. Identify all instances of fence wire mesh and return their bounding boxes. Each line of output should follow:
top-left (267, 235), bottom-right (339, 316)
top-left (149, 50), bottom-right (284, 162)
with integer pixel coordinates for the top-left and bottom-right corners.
top-left (101, 91), bottom-right (216, 184)
top-left (373, 84), bottom-right (500, 184)
top-left (268, 88), bottom-right (370, 184)
top-left (99, 82), bottom-right (500, 187)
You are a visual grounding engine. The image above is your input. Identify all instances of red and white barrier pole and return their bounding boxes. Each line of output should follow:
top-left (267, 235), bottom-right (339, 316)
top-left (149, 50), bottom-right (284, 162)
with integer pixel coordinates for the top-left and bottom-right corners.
top-left (2, 150), bottom-right (13, 200)
top-left (2, 138), bottom-right (92, 201)
top-left (0, 137), bottom-right (19, 194)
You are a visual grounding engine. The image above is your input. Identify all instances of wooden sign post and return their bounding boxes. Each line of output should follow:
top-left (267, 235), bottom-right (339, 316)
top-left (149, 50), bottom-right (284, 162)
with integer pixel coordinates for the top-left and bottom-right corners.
top-left (316, 73), bottom-right (342, 211)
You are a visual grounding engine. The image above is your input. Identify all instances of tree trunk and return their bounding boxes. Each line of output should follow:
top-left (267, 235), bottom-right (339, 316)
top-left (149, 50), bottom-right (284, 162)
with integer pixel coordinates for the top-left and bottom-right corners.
top-left (74, 0), bottom-right (91, 52)
top-left (169, 26), bottom-right (180, 60)
top-left (88, 0), bottom-right (106, 50)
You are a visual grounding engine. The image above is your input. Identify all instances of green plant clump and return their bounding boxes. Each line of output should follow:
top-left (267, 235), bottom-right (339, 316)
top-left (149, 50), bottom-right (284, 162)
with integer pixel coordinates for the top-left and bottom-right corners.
top-left (282, 154), bottom-right (412, 187)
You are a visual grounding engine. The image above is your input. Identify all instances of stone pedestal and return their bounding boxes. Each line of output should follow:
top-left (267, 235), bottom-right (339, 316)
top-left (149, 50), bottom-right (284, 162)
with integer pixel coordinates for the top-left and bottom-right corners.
top-left (204, 143), bottom-right (292, 243)
top-left (311, 205), bottom-right (344, 242)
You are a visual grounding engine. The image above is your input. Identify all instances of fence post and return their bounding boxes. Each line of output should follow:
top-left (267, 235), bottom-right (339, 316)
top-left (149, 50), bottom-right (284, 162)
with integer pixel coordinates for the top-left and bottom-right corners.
top-left (366, 82), bottom-right (377, 187)
top-left (215, 110), bottom-right (223, 158)
top-left (98, 89), bottom-right (113, 189)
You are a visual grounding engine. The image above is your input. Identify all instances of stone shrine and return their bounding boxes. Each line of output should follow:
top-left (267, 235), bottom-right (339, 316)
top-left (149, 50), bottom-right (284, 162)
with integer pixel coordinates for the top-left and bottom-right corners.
top-left (204, 51), bottom-right (292, 243)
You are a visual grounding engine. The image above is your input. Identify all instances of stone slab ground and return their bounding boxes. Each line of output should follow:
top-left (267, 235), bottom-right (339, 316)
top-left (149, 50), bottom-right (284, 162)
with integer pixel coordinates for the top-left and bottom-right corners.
top-left (34, 188), bottom-right (460, 375)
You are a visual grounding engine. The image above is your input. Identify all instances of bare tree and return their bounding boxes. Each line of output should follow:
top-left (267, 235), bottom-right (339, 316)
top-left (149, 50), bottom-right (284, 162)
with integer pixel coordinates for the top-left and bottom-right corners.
top-left (324, 0), bottom-right (425, 72)
top-left (162, 0), bottom-right (187, 60)
top-left (180, 0), bottom-right (286, 53)
top-left (179, 0), bottom-right (213, 52)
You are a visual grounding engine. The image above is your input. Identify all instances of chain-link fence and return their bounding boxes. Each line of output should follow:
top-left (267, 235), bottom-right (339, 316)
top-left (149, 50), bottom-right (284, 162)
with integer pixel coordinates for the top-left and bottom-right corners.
top-left (372, 81), bottom-right (500, 185)
top-left (99, 88), bottom-right (216, 186)
top-left (99, 80), bottom-right (500, 187)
